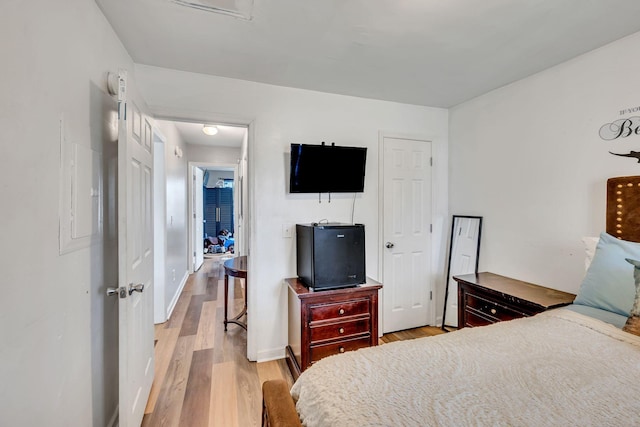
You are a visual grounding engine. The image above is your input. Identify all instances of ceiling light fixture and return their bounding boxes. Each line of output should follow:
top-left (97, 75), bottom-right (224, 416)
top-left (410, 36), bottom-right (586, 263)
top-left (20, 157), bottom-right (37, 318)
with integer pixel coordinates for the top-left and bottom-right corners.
top-left (202, 124), bottom-right (218, 136)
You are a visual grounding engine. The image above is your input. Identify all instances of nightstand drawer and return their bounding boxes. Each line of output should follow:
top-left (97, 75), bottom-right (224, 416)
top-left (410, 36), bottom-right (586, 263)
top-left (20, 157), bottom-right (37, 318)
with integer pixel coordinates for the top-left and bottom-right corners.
top-left (309, 299), bottom-right (370, 322)
top-left (465, 293), bottom-right (525, 322)
top-left (310, 318), bottom-right (370, 342)
top-left (464, 309), bottom-right (494, 327)
top-left (310, 336), bottom-right (371, 363)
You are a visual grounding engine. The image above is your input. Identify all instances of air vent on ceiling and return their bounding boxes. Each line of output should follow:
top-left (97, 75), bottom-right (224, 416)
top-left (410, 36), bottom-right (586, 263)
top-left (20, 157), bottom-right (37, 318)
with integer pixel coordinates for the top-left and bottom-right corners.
top-left (171, 0), bottom-right (254, 20)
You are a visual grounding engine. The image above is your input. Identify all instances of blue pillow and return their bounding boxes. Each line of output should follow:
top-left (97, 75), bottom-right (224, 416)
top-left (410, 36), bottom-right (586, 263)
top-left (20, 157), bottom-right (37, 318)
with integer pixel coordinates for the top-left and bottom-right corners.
top-left (565, 304), bottom-right (628, 328)
top-left (573, 232), bottom-right (639, 317)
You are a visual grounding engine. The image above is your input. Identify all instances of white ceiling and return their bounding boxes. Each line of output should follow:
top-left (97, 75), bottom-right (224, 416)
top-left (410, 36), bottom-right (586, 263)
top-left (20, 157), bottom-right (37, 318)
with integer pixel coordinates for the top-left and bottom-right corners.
top-left (170, 121), bottom-right (246, 147)
top-left (96, 0), bottom-right (640, 108)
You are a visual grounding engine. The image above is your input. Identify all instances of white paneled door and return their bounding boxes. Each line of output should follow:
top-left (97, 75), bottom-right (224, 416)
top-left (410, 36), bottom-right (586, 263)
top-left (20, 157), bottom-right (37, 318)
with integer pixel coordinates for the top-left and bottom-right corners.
top-left (382, 136), bottom-right (432, 333)
top-left (115, 70), bottom-right (155, 427)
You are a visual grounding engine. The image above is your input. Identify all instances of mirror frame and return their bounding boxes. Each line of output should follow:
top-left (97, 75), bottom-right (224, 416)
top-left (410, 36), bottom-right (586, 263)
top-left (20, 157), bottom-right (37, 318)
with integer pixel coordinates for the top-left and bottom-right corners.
top-left (442, 215), bottom-right (483, 331)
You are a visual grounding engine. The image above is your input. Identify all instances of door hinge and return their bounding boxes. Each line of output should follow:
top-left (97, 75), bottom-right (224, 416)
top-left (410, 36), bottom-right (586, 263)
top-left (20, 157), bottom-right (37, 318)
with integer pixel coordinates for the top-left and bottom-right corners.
top-left (430, 224), bottom-right (433, 233)
top-left (430, 157), bottom-right (433, 166)
top-left (430, 291), bottom-right (433, 300)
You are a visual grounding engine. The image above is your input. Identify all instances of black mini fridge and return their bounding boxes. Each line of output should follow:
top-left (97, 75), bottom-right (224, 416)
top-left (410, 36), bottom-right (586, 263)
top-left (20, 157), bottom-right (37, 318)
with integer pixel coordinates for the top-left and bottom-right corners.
top-left (296, 223), bottom-right (365, 289)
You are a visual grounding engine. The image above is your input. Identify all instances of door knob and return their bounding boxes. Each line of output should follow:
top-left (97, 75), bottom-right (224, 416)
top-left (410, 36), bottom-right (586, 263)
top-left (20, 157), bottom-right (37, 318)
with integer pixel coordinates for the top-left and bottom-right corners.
top-left (385, 242), bottom-right (394, 249)
top-left (107, 287), bottom-right (127, 298)
top-left (128, 283), bottom-right (145, 295)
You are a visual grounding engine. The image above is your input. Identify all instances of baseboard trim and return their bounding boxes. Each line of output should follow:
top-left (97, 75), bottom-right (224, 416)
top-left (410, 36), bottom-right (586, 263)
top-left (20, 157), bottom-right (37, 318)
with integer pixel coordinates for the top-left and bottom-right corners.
top-left (166, 270), bottom-right (189, 320)
top-left (285, 345), bottom-right (301, 381)
top-left (257, 346), bottom-right (286, 363)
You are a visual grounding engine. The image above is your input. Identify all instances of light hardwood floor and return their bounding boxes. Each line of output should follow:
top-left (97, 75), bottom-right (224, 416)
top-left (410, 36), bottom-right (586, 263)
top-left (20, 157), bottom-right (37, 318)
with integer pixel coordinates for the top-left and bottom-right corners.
top-left (142, 257), bottom-right (446, 426)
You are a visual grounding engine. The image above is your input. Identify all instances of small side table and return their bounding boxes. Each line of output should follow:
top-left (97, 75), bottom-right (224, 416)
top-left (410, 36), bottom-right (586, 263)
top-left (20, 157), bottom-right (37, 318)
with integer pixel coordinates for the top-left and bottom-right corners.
top-left (224, 255), bottom-right (248, 331)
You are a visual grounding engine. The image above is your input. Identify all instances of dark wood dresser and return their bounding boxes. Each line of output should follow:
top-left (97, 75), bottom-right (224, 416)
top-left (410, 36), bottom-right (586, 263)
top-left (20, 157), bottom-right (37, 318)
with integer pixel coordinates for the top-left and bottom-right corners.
top-left (455, 272), bottom-right (575, 329)
top-left (285, 277), bottom-right (382, 379)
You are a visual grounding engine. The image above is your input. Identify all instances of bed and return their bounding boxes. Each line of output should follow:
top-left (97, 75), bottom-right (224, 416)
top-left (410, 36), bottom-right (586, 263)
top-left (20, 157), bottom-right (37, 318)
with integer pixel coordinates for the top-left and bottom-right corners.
top-left (262, 176), bottom-right (640, 427)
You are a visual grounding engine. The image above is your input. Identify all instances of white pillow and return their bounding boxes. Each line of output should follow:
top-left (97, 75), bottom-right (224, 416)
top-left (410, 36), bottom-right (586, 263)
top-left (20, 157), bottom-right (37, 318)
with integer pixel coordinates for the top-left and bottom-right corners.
top-left (582, 236), bottom-right (599, 271)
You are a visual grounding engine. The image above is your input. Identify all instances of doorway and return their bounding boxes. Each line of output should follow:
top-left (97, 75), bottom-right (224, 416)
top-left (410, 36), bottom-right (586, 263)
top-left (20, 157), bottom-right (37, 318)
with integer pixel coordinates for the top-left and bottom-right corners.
top-left (192, 165), bottom-right (238, 272)
top-left (151, 114), bottom-right (252, 358)
top-left (178, 121), bottom-right (247, 274)
top-left (152, 118), bottom-right (248, 329)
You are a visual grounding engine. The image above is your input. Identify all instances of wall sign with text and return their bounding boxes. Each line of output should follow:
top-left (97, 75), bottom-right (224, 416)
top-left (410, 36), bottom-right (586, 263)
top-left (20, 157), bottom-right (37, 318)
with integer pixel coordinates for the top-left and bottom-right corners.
top-left (601, 106), bottom-right (640, 162)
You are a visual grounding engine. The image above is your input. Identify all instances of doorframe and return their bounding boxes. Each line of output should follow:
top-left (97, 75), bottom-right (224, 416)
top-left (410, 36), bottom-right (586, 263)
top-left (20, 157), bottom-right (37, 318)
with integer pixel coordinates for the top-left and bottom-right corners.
top-left (153, 126), bottom-right (168, 324)
top-left (377, 131), bottom-right (449, 332)
top-left (191, 165), bottom-right (205, 272)
top-left (188, 161), bottom-right (239, 274)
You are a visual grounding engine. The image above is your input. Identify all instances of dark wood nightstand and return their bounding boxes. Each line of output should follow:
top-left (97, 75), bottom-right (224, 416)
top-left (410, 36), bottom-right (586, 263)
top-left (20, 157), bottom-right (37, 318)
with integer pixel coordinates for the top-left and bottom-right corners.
top-left (285, 277), bottom-right (382, 380)
top-left (455, 272), bottom-right (575, 329)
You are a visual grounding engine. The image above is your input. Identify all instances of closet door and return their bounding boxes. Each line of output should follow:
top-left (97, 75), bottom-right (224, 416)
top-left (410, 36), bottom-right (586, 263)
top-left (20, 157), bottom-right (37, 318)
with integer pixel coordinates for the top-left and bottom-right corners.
top-left (216, 187), bottom-right (234, 235)
top-left (204, 187), bottom-right (234, 237)
top-left (204, 188), bottom-right (218, 238)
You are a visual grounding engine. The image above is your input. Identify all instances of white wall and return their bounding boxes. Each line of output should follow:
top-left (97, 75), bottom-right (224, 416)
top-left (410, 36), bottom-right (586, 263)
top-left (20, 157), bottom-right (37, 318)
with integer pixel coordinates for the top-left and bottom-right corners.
top-left (0, 1), bottom-right (134, 426)
top-left (188, 143), bottom-right (242, 165)
top-left (136, 65), bottom-right (449, 361)
top-left (450, 31), bottom-right (640, 294)
top-left (155, 120), bottom-right (190, 319)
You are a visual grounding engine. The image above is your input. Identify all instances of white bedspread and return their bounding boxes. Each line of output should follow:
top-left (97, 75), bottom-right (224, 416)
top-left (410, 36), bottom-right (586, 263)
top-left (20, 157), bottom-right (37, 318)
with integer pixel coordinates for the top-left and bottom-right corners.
top-left (291, 309), bottom-right (640, 426)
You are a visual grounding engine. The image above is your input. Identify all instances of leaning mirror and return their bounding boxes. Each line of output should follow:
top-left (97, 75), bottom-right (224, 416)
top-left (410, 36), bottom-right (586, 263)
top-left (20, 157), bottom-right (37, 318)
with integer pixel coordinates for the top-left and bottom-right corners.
top-left (442, 215), bottom-right (482, 331)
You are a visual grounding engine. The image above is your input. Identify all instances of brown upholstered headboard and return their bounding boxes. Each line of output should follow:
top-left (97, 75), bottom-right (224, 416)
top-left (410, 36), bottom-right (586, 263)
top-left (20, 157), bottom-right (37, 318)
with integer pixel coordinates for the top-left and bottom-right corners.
top-left (607, 176), bottom-right (640, 243)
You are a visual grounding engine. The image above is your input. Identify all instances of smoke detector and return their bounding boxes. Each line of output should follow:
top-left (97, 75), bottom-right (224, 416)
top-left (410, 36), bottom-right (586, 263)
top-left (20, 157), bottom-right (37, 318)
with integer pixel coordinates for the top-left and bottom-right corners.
top-left (171, 0), bottom-right (254, 20)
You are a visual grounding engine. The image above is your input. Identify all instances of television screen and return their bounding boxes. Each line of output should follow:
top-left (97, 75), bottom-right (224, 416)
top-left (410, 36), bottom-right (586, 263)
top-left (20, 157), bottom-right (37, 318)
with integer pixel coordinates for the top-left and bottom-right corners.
top-left (289, 143), bottom-right (367, 193)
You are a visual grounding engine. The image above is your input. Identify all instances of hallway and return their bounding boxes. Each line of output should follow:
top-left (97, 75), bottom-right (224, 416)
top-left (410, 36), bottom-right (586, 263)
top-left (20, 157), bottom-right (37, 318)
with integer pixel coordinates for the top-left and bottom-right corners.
top-left (142, 257), bottom-right (293, 427)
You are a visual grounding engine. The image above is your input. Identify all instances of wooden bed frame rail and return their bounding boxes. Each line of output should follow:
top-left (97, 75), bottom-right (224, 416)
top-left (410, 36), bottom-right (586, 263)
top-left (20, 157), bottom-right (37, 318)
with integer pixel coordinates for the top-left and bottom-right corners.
top-left (261, 380), bottom-right (302, 427)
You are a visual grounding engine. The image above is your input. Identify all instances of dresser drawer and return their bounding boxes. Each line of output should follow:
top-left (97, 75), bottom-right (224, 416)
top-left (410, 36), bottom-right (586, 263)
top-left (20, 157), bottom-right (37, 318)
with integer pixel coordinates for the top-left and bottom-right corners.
top-left (310, 336), bottom-right (371, 363)
top-left (310, 318), bottom-right (370, 342)
top-left (309, 299), bottom-right (370, 322)
top-left (464, 309), bottom-right (495, 327)
top-left (465, 292), bottom-right (526, 322)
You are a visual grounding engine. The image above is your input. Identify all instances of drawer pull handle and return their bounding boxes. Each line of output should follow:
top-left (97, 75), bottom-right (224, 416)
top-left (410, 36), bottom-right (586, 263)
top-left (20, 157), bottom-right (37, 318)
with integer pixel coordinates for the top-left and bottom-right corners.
top-left (339, 327), bottom-right (345, 334)
top-left (339, 346), bottom-right (345, 353)
top-left (490, 308), bottom-right (497, 315)
top-left (339, 308), bottom-right (345, 315)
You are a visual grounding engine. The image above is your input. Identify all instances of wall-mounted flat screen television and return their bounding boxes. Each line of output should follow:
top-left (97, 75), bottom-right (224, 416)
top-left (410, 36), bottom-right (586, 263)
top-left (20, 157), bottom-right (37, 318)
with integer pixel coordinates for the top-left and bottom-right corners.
top-left (289, 143), bottom-right (367, 193)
